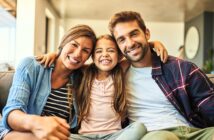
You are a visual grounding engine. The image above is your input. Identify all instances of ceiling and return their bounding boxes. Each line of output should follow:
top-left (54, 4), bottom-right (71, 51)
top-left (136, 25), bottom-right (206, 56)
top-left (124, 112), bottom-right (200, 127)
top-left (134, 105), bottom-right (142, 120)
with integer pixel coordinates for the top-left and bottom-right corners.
top-left (0, 0), bottom-right (16, 17)
top-left (48, 0), bottom-right (214, 22)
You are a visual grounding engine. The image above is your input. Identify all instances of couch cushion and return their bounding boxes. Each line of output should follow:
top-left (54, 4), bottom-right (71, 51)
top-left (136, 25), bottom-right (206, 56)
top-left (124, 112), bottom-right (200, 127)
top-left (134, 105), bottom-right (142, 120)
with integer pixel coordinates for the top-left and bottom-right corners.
top-left (206, 74), bottom-right (214, 83)
top-left (0, 71), bottom-right (14, 113)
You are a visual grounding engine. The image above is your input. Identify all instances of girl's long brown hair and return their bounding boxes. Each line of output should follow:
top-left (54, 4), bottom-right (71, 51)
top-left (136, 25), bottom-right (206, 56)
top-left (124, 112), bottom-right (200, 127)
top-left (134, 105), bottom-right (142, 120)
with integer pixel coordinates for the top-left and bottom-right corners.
top-left (76, 35), bottom-right (127, 125)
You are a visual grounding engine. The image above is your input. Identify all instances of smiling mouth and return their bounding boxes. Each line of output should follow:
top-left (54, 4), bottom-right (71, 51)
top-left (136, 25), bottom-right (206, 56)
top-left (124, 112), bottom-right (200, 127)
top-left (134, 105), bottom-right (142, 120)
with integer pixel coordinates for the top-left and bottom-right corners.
top-left (67, 56), bottom-right (80, 64)
top-left (125, 45), bottom-right (140, 54)
top-left (100, 59), bottom-right (111, 65)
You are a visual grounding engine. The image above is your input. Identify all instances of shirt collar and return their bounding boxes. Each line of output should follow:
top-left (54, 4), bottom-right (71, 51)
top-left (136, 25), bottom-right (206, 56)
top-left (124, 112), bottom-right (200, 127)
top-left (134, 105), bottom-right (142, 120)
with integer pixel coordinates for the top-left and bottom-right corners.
top-left (151, 48), bottom-right (163, 76)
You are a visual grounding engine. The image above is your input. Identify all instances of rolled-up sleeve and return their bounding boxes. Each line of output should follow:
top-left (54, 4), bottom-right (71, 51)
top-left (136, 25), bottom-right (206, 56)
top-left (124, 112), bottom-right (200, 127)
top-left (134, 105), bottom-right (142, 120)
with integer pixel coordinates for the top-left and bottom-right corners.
top-left (2, 57), bottom-right (35, 129)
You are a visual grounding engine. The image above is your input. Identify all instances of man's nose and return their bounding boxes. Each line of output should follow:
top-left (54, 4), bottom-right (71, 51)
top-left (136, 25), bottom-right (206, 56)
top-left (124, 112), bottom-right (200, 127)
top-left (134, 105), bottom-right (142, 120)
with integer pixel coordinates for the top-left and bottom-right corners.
top-left (126, 38), bottom-right (135, 48)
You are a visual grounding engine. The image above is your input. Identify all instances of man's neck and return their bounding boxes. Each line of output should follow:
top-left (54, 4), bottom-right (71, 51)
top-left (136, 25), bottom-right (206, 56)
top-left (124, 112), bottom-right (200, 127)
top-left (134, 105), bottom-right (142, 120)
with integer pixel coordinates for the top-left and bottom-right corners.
top-left (131, 49), bottom-right (152, 68)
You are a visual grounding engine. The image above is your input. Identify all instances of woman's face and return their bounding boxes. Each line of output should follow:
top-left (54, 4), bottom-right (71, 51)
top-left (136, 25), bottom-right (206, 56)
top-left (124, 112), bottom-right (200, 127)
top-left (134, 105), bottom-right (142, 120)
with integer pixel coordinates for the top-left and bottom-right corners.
top-left (60, 36), bottom-right (93, 70)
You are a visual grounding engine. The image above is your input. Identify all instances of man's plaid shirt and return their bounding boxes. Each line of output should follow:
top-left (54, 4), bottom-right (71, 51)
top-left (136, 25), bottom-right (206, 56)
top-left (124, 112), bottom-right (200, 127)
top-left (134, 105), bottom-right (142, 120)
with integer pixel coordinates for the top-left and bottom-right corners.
top-left (150, 51), bottom-right (214, 128)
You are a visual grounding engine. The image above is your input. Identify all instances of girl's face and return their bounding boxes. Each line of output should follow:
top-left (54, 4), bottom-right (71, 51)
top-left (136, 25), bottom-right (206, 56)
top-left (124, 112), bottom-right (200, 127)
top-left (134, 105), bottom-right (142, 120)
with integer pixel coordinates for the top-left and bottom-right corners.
top-left (93, 38), bottom-right (119, 73)
top-left (60, 36), bottom-right (93, 70)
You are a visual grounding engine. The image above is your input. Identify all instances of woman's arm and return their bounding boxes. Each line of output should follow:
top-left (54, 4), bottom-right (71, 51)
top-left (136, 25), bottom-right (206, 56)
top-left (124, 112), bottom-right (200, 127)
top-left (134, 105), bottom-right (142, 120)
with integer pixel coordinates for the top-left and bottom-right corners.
top-left (7, 110), bottom-right (70, 140)
top-left (2, 58), bottom-right (70, 140)
top-left (149, 41), bottom-right (168, 63)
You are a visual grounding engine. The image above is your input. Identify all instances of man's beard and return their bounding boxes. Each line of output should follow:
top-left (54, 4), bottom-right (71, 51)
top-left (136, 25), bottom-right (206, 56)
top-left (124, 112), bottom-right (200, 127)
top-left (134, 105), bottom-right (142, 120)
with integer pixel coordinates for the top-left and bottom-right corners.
top-left (124, 42), bottom-right (149, 62)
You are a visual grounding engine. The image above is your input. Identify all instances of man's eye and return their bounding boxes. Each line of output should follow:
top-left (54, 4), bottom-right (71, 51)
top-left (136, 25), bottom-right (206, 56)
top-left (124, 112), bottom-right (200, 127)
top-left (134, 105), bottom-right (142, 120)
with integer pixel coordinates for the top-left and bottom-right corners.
top-left (131, 32), bottom-right (138, 37)
top-left (117, 38), bottom-right (125, 44)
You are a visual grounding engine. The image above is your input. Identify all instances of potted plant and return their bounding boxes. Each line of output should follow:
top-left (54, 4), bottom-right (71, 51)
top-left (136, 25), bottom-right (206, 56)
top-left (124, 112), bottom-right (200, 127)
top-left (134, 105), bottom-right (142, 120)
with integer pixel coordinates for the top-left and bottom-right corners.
top-left (203, 49), bottom-right (214, 73)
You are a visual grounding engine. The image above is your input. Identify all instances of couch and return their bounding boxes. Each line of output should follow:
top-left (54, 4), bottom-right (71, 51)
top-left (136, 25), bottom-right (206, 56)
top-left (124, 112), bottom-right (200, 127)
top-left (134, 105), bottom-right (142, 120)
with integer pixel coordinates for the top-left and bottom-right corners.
top-left (1, 71), bottom-right (214, 114)
top-left (0, 71), bottom-right (14, 113)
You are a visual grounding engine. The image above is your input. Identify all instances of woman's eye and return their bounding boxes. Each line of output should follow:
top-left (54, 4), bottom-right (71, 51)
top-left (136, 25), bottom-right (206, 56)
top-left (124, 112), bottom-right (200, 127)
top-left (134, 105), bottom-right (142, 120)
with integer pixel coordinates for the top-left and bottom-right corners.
top-left (71, 43), bottom-right (78, 48)
top-left (83, 49), bottom-right (89, 54)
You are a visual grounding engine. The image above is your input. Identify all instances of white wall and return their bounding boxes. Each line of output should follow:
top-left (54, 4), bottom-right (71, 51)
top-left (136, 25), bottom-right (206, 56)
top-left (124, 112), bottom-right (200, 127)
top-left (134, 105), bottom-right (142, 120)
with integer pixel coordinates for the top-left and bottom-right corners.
top-left (147, 22), bottom-right (184, 56)
top-left (0, 7), bottom-right (16, 66)
top-left (65, 18), bottom-right (184, 56)
top-left (15, 0), bottom-right (60, 67)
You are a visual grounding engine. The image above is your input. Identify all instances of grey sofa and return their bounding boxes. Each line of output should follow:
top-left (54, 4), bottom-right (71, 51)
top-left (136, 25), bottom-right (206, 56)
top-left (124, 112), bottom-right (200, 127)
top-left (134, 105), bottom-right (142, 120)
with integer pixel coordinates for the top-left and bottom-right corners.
top-left (0, 71), bottom-right (214, 114)
top-left (0, 71), bottom-right (14, 113)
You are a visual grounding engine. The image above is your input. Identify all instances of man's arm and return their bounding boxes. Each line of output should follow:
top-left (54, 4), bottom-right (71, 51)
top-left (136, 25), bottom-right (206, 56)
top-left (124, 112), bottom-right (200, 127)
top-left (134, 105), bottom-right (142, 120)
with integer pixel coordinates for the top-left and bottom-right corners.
top-left (187, 63), bottom-right (214, 126)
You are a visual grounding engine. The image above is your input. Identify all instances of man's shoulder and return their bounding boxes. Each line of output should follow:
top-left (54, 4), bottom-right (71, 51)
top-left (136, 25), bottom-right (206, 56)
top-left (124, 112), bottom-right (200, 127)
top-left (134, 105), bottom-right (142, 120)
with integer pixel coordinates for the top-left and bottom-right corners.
top-left (162, 56), bottom-right (198, 73)
top-left (166, 56), bottom-right (194, 66)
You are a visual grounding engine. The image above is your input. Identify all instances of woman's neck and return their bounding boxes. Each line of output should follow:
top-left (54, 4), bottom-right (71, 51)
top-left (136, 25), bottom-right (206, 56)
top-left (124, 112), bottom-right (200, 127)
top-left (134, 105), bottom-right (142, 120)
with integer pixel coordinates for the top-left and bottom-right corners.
top-left (51, 60), bottom-right (73, 88)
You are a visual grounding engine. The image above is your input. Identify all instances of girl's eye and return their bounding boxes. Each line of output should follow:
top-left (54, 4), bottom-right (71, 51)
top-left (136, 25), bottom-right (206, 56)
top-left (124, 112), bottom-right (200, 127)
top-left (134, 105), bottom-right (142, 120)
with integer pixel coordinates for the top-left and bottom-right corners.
top-left (108, 49), bottom-right (115, 52)
top-left (95, 50), bottom-right (102, 53)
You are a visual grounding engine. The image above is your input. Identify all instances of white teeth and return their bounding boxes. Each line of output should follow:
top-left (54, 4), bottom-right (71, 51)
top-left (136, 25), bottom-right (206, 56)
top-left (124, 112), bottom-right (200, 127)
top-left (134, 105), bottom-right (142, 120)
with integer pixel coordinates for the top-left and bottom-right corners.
top-left (100, 59), bottom-right (111, 65)
top-left (68, 56), bottom-right (80, 64)
top-left (127, 46), bottom-right (139, 54)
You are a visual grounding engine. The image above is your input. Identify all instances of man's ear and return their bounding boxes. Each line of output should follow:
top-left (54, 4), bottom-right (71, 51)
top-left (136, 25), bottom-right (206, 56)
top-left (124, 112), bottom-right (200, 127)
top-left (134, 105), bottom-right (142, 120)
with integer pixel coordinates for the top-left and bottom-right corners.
top-left (145, 29), bottom-right (150, 40)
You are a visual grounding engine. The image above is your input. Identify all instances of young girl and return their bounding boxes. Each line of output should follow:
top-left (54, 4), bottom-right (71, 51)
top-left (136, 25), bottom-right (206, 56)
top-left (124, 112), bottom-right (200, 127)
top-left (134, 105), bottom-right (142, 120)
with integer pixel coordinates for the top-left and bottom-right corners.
top-left (71, 34), bottom-right (146, 139)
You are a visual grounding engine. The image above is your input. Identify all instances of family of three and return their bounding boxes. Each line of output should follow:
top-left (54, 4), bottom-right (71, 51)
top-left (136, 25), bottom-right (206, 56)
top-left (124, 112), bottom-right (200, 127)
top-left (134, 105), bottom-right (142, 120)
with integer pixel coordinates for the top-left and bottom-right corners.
top-left (0, 11), bottom-right (213, 140)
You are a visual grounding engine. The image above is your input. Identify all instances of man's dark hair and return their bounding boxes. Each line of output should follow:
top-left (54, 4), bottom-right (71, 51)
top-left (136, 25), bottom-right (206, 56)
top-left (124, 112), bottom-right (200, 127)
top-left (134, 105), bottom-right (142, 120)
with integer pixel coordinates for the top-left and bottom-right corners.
top-left (108, 11), bottom-right (147, 36)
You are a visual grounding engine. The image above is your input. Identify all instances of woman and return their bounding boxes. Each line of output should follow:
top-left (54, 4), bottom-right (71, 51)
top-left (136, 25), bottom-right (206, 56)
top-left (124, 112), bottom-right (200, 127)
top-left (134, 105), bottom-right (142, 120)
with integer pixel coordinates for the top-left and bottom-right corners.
top-left (0, 25), bottom-right (96, 140)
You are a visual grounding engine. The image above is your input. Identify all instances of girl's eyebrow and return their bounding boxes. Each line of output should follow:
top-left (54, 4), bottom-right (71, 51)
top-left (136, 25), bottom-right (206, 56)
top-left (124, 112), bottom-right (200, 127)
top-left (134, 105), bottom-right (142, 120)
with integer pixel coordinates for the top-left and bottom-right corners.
top-left (95, 47), bottom-right (102, 50)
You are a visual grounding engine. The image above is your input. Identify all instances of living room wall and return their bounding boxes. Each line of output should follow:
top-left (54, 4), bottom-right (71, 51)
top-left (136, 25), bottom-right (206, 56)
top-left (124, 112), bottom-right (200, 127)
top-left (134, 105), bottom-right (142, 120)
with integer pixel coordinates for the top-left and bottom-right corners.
top-left (64, 18), bottom-right (184, 57)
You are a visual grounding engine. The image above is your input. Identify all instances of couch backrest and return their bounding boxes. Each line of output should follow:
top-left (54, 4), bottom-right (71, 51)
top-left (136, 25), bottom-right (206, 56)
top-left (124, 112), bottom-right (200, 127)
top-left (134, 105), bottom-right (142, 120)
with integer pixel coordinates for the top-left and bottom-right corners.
top-left (0, 72), bottom-right (214, 114)
top-left (206, 74), bottom-right (214, 83)
top-left (0, 71), bottom-right (14, 113)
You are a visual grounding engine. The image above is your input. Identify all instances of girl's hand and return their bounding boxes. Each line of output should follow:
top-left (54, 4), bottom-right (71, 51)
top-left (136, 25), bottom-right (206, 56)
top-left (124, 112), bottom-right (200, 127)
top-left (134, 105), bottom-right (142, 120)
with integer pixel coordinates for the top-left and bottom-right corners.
top-left (151, 41), bottom-right (168, 63)
top-left (35, 52), bottom-right (58, 68)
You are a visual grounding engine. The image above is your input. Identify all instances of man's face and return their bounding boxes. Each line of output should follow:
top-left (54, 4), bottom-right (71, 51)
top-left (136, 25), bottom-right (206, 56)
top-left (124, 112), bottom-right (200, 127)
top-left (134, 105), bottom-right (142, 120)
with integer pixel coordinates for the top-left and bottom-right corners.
top-left (113, 20), bottom-right (150, 62)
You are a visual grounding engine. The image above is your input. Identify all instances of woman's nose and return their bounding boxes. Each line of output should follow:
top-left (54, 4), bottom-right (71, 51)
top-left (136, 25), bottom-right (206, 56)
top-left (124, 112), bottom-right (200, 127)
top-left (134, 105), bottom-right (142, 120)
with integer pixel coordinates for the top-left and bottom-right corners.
top-left (73, 48), bottom-right (82, 58)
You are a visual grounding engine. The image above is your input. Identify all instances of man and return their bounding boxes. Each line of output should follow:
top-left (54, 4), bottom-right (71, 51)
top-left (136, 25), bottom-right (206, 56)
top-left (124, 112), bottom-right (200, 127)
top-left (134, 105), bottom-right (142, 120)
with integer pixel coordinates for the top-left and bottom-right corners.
top-left (108, 11), bottom-right (214, 140)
